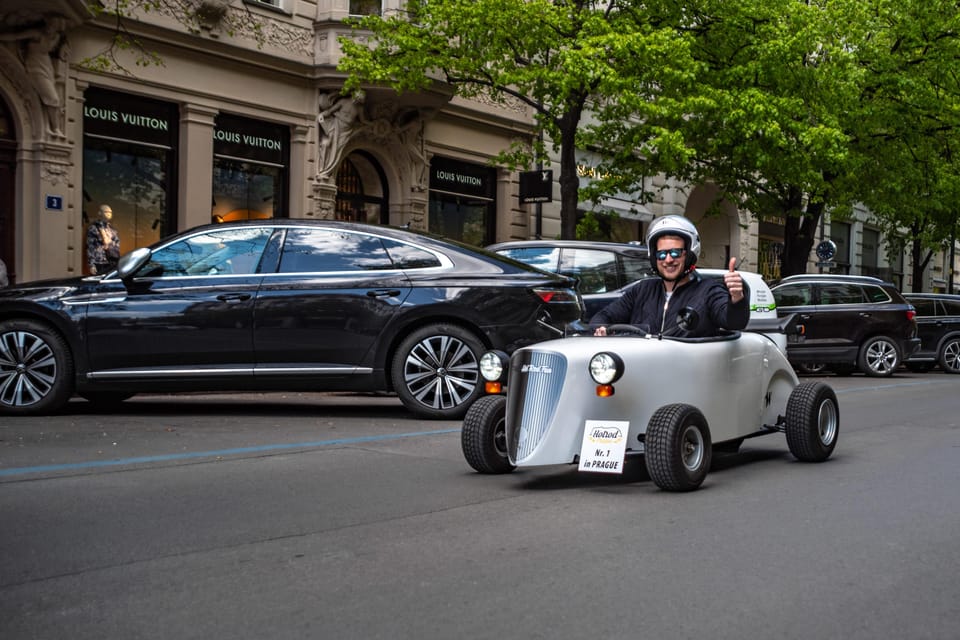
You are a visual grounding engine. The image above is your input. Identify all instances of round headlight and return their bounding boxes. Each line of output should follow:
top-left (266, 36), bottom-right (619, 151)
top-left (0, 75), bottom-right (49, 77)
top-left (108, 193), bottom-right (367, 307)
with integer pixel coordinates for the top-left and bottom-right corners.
top-left (589, 352), bottom-right (624, 385)
top-left (479, 351), bottom-right (508, 382)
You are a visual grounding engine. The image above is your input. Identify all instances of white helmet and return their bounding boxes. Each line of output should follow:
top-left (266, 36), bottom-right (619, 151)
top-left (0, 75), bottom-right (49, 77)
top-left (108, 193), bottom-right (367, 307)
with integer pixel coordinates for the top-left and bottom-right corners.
top-left (646, 215), bottom-right (701, 274)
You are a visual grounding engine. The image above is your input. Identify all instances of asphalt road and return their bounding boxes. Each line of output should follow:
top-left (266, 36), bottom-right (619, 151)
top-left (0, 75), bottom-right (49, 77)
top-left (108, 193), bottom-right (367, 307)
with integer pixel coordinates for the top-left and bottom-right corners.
top-left (2, 373), bottom-right (959, 640)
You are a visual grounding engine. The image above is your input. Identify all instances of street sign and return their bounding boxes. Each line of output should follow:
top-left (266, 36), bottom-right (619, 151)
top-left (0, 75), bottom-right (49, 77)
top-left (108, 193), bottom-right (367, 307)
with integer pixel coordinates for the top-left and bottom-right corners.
top-left (519, 169), bottom-right (553, 204)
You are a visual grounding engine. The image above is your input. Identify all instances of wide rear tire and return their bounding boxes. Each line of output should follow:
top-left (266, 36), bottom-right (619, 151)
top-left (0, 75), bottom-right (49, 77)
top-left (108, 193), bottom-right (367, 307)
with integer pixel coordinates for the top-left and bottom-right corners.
top-left (785, 381), bottom-right (839, 462)
top-left (461, 395), bottom-right (515, 474)
top-left (645, 404), bottom-right (711, 492)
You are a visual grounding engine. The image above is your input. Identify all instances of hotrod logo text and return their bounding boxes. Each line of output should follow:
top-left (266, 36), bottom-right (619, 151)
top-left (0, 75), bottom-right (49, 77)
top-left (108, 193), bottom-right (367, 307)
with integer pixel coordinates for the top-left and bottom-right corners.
top-left (588, 427), bottom-right (624, 443)
top-left (521, 364), bottom-right (553, 374)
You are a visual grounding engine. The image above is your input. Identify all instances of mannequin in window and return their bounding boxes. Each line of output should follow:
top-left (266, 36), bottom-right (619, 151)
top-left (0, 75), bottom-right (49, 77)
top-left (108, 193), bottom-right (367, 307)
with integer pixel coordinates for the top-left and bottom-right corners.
top-left (87, 204), bottom-right (120, 275)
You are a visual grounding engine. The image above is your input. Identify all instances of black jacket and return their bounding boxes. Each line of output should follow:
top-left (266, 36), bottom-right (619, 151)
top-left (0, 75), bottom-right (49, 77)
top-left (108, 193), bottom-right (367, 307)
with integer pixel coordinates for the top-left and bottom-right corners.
top-left (592, 271), bottom-right (750, 337)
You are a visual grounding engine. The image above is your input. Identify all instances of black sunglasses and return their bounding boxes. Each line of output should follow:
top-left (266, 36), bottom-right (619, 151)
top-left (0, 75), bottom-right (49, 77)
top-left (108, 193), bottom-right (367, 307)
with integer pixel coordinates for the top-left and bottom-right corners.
top-left (655, 248), bottom-right (686, 261)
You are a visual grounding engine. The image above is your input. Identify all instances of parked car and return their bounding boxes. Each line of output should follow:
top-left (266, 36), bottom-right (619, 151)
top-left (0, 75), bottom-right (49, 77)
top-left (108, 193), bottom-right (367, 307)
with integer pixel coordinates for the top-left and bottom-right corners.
top-left (0, 220), bottom-right (582, 419)
top-left (488, 239), bottom-right (781, 345)
top-left (770, 274), bottom-right (920, 377)
top-left (486, 240), bottom-right (654, 320)
top-left (902, 293), bottom-right (960, 374)
top-left (461, 307), bottom-right (837, 492)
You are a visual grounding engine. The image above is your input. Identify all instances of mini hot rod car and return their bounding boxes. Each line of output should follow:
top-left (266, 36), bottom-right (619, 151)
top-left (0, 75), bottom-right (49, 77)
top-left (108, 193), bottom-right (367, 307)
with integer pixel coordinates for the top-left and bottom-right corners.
top-left (460, 309), bottom-right (839, 492)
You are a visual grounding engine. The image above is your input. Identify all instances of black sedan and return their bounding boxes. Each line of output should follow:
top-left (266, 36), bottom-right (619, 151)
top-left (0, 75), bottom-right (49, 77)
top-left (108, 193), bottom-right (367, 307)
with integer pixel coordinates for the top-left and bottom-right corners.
top-left (0, 220), bottom-right (581, 418)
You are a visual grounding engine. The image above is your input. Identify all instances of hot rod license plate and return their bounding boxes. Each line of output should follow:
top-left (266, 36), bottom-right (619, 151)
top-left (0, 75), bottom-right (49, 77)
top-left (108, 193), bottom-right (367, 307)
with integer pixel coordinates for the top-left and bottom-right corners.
top-left (578, 420), bottom-right (630, 474)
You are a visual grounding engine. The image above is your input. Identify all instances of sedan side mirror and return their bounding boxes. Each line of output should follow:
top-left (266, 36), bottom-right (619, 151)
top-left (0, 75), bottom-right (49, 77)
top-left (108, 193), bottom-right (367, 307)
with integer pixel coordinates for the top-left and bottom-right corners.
top-left (115, 247), bottom-right (152, 280)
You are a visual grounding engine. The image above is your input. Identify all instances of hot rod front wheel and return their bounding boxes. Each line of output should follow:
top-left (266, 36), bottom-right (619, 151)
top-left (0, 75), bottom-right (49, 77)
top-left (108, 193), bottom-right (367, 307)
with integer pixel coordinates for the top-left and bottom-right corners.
top-left (785, 381), bottom-right (839, 462)
top-left (461, 395), bottom-right (515, 474)
top-left (645, 403), bottom-right (712, 492)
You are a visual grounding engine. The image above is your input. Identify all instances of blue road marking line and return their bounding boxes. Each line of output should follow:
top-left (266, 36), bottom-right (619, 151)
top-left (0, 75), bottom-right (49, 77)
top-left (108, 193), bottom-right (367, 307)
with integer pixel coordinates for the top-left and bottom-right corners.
top-left (0, 428), bottom-right (461, 478)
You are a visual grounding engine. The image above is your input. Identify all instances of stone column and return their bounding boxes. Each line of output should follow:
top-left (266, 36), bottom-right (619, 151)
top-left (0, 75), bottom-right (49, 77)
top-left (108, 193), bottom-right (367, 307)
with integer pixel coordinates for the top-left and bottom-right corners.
top-left (178, 103), bottom-right (218, 230)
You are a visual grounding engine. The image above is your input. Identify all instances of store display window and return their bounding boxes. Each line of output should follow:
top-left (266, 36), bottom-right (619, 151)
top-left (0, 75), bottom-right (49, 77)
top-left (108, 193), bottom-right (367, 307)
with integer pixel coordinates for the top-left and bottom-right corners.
top-left (212, 113), bottom-right (289, 222)
top-left (82, 88), bottom-right (178, 271)
top-left (428, 156), bottom-right (496, 246)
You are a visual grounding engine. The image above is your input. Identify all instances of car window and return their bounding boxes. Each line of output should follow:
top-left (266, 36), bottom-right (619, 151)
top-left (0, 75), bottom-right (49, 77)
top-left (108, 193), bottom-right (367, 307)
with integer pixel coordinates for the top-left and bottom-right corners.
top-left (941, 299), bottom-right (960, 316)
top-left (909, 298), bottom-right (937, 316)
top-left (381, 238), bottom-right (442, 269)
top-left (278, 229), bottom-right (394, 273)
top-left (621, 255), bottom-right (654, 285)
top-left (496, 247), bottom-right (560, 273)
top-left (142, 228), bottom-right (272, 277)
top-left (863, 285), bottom-right (891, 303)
top-left (559, 249), bottom-right (618, 294)
top-left (772, 283), bottom-right (812, 306)
top-left (819, 283), bottom-right (866, 305)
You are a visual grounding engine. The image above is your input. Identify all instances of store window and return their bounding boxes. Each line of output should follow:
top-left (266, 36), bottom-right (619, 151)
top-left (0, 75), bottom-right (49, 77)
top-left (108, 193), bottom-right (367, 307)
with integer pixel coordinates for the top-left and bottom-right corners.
top-left (429, 156), bottom-right (496, 246)
top-left (335, 152), bottom-right (388, 224)
top-left (212, 113), bottom-right (288, 222)
top-left (83, 88), bottom-right (178, 273)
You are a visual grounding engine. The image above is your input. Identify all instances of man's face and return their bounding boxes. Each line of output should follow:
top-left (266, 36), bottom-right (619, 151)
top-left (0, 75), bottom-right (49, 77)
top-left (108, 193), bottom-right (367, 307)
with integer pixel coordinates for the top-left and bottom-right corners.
top-left (655, 235), bottom-right (687, 281)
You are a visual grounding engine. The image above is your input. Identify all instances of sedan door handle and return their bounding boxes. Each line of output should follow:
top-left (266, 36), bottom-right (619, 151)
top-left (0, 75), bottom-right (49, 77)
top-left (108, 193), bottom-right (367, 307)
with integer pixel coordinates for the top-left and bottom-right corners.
top-left (367, 289), bottom-right (402, 298)
top-left (217, 293), bottom-right (252, 303)
top-left (859, 312), bottom-right (871, 318)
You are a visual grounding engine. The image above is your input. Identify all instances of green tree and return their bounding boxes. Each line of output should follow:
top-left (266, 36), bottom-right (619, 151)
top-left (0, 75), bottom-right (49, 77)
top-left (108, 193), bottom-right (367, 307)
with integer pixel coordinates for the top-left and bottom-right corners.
top-left (587, 0), bottom-right (864, 276)
top-left (848, 0), bottom-right (960, 290)
top-left (338, 0), bottom-right (697, 240)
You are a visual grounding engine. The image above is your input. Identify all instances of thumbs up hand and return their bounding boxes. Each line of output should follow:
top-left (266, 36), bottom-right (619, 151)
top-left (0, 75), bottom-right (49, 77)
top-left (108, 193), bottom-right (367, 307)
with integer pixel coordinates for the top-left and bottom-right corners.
top-left (724, 257), bottom-right (745, 303)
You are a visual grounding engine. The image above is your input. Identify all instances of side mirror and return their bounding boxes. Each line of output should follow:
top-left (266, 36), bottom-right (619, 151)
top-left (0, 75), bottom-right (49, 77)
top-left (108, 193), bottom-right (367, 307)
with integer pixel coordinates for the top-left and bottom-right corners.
top-left (115, 247), bottom-right (152, 280)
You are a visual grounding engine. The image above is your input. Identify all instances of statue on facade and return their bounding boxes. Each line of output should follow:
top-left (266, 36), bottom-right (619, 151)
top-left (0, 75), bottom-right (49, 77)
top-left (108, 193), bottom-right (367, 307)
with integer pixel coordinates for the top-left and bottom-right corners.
top-left (317, 91), bottom-right (367, 179)
top-left (0, 14), bottom-right (68, 137)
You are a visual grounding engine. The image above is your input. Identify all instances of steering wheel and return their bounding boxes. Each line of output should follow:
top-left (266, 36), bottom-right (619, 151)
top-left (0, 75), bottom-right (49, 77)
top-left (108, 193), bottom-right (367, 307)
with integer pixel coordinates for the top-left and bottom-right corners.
top-left (605, 324), bottom-right (650, 337)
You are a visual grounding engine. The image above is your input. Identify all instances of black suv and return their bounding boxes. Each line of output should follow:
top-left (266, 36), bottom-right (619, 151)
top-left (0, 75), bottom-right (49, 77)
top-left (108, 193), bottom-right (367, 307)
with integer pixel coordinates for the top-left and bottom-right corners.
top-left (487, 240), bottom-right (654, 320)
top-left (902, 293), bottom-right (960, 374)
top-left (770, 274), bottom-right (920, 377)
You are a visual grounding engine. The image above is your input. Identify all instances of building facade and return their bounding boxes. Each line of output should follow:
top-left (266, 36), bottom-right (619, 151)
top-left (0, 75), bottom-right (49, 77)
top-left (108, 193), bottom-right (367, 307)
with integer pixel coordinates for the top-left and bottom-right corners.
top-left (0, 0), bottom-right (954, 291)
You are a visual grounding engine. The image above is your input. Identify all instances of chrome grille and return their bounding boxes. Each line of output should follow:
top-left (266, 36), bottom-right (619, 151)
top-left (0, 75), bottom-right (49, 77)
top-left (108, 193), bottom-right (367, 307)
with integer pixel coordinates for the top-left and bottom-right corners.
top-left (507, 350), bottom-right (567, 463)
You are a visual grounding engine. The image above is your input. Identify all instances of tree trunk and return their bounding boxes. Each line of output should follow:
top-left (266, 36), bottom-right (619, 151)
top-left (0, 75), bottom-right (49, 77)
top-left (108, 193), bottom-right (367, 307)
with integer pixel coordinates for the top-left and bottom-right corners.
top-left (557, 103), bottom-right (584, 240)
top-left (779, 197), bottom-right (823, 278)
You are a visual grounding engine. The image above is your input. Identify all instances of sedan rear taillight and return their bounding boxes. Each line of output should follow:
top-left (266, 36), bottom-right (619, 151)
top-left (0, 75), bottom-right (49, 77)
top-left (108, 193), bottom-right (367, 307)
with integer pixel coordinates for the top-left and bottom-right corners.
top-left (906, 309), bottom-right (916, 321)
top-left (533, 288), bottom-right (578, 303)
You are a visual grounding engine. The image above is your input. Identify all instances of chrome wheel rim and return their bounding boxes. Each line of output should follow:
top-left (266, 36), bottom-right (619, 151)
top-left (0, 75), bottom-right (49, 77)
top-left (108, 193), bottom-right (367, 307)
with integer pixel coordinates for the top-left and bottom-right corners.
top-left (0, 330), bottom-right (57, 407)
top-left (943, 340), bottom-right (960, 373)
top-left (403, 334), bottom-right (479, 410)
top-left (681, 424), bottom-right (705, 471)
top-left (818, 399), bottom-right (838, 446)
top-left (866, 339), bottom-right (898, 374)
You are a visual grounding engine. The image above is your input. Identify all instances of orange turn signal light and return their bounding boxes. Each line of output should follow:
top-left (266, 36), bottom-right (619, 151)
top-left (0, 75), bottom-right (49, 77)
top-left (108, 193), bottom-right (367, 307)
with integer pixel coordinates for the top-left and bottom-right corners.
top-left (595, 384), bottom-right (615, 397)
top-left (485, 381), bottom-right (503, 394)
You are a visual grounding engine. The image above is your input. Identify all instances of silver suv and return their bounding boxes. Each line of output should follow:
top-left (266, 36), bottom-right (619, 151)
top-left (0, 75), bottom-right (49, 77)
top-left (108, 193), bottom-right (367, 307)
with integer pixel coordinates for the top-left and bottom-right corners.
top-left (771, 274), bottom-right (920, 377)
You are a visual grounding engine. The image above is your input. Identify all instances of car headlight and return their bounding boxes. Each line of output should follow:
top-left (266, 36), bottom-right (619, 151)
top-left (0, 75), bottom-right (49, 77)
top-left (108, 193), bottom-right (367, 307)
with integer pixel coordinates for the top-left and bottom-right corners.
top-left (589, 352), bottom-right (624, 385)
top-left (479, 350), bottom-right (509, 382)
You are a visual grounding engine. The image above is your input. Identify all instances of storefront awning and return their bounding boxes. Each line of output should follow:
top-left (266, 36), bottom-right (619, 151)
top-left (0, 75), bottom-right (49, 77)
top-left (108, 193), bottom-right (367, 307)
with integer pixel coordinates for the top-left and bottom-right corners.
top-left (581, 197), bottom-right (653, 222)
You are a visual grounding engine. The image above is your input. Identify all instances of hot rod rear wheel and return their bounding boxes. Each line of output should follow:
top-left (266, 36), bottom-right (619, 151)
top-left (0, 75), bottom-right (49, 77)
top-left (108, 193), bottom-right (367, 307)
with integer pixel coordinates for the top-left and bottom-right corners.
top-left (645, 404), bottom-right (712, 492)
top-left (0, 320), bottom-right (75, 415)
top-left (785, 381), bottom-right (839, 462)
top-left (461, 395), bottom-right (515, 474)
